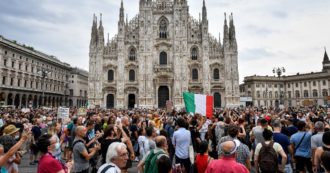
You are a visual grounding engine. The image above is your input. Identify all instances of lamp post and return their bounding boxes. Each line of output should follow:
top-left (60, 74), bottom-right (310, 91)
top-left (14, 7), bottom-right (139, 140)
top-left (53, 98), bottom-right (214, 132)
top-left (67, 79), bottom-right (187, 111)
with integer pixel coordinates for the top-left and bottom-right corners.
top-left (37, 68), bottom-right (51, 107)
top-left (273, 67), bottom-right (285, 108)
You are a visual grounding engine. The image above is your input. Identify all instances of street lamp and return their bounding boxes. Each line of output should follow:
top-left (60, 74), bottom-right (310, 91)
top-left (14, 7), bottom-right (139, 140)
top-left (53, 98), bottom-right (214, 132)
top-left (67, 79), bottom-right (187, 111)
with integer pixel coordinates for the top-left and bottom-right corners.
top-left (37, 68), bottom-right (51, 107)
top-left (273, 67), bottom-right (285, 107)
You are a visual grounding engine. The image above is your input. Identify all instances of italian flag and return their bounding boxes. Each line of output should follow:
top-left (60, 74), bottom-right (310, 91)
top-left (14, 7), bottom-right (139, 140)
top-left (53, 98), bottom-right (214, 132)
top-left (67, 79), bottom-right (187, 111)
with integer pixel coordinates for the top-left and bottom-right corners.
top-left (183, 92), bottom-right (213, 118)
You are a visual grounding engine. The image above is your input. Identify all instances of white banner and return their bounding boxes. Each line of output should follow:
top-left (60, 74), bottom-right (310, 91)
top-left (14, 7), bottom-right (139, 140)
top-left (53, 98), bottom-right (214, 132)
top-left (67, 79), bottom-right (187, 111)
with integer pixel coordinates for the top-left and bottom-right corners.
top-left (57, 107), bottom-right (70, 119)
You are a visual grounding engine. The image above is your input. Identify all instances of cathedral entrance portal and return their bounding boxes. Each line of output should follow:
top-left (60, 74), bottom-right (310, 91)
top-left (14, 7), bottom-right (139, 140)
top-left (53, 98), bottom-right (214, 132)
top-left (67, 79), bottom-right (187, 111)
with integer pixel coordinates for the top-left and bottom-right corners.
top-left (106, 94), bottom-right (114, 109)
top-left (128, 94), bottom-right (135, 109)
top-left (158, 86), bottom-right (169, 108)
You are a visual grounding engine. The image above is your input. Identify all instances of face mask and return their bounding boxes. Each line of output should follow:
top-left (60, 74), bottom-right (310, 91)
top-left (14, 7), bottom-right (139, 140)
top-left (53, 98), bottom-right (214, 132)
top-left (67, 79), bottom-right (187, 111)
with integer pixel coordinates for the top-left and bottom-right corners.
top-left (55, 142), bottom-right (60, 150)
top-left (15, 135), bottom-right (20, 140)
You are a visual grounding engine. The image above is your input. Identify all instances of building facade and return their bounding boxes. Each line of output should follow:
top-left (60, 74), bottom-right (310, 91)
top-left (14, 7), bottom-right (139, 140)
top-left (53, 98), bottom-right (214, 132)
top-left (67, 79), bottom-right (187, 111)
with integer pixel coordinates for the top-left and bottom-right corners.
top-left (68, 67), bottom-right (88, 108)
top-left (88, 0), bottom-right (240, 109)
top-left (240, 51), bottom-right (330, 107)
top-left (0, 36), bottom-right (71, 108)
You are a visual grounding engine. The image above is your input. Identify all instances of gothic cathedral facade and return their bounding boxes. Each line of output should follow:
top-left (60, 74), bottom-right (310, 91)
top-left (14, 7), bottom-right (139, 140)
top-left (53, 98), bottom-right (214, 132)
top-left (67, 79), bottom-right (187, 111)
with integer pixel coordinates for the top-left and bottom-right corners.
top-left (88, 0), bottom-right (240, 109)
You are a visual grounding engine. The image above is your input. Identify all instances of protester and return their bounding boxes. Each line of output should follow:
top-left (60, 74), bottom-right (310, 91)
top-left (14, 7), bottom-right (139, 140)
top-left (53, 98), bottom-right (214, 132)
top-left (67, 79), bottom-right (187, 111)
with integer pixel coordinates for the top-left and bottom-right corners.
top-left (272, 120), bottom-right (293, 173)
top-left (205, 140), bottom-right (249, 173)
top-left (218, 124), bottom-right (250, 169)
top-left (313, 131), bottom-right (330, 173)
top-left (36, 134), bottom-right (69, 173)
top-left (254, 128), bottom-right (287, 173)
top-left (71, 126), bottom-right (101, 173)
top-left (172, 117), bottom-right (191, 173)
top-left (97, 142), bottom-right (128, 173)
top-left (137, 136), bottom-right (168, 173)
top-left (195, 140), bottom-right (213, 173)
top-left (290, 121), bottom-right (313, 173)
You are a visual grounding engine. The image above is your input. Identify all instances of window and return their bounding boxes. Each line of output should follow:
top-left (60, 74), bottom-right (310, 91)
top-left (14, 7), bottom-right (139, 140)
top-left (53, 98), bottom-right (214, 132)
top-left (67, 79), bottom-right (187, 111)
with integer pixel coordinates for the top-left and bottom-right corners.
top-left (312, 89), bottom-right (318, 97)
top-left (323, 80), bottom-right (326, 86)
top-left (84, 91), bottom-right (87, 97)
top-left (24, 80), bottom-right (27, 87)
top-left (159, 18), bottom-right (167, 38)
top-left (262, 84), bottom-right (265, 88)
top-left (69, 89), bottom-right (73, 96)
top-left (31, 67), bottom-right (34, 73)
top-left (159, 51), bottom-right (167, 65)
top-left (280, 84), bottom-right (283, 88)
top-left (275, 91), bottom-right (278, 98)
top-left (108, 70), bottom-right (114, 81)
top-left (263, 91), bottom-right (267, 98)
top-left (129, 48), bottom-right (136, 61)
top-left (12, 61), bottom-right (15, 68)
top-left (4, 51), bottom-right (7, 55)
top-left (257, 91), bottom-right (260, 98)
top-left (36, 82), bottom-right (39, 89)
top-left (248, 85), bottom-right (251, 88)
top-left (18, 63), bottom-right (21, 70)
top-left (248, 91), bottom-right (252, 97)
top-left (213, 68), bottom-right (219, 80)
top-left (191, 47), bottom-right (198, 60)
top-left (313, 81), bottom-right (316, 86)
top-left (256, 84), bottom-right (260, 88)
top-left (10, 78), bottom-right (13, 86)
top-left (295, 90), bottom-right (300, 98)
top-left (192, 69), bottom-right (198, 80)
top-left (322, 89), bottom-right (328, 97)
top-left (25, 65), bottom-right (28, 71)
top-left (269, 91), bottom-right (272, 98)
top-left (80, 90), bottom-right (82, 96)
top-left (274, 84), bottom-right (277, 88)
top-left (288, 83), bottom-right (291, 88)
top-left (296, 83), bottom-right (299, 87)
top-left (304, 90), bottom-right (309, 98)
top-left (288, 91), bottom-right (292, 98)
top-left (30, 81), bottom-right (33, 88)
top-left (129, 70), bottom-right (135, 81)
top-left (3, 59), bottom-right (7, 66)
top-left (2, 76), bottom-right (6, 85)
top-left (304, 82), bottom-right (307, 87)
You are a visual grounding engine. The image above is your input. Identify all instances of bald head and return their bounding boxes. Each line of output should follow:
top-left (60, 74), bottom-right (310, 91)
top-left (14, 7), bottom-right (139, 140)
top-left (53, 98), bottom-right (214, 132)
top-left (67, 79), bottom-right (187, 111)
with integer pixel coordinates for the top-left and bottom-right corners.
top-left (76, 126), bottom-right (87, 137)
top-left (221, 140), bottom-right (236, 157)
top-left (155, 136), bottom-right (167, 148)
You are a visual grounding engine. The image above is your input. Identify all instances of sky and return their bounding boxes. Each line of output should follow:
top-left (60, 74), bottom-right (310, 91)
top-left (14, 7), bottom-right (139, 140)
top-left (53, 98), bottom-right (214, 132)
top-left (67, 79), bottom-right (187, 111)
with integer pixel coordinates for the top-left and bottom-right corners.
top-left (1, 0), bottom-right (330, 83)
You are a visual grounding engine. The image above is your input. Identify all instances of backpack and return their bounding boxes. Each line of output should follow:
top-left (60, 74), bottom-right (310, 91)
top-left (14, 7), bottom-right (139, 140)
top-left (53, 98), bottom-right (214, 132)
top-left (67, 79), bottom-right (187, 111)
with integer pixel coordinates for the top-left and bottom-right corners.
top-left (143, 150), bottom-right (165, 173)
top-left (99, 164), bottom-right (114, 173)
top-left (258, 141), bottom-right (278, 173)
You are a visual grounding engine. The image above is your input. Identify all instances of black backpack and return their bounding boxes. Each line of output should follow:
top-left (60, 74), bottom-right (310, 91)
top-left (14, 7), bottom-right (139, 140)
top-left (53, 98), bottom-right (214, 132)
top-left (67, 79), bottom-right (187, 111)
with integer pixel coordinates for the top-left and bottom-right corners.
top-left (258, 141), bottom-right (278, 173)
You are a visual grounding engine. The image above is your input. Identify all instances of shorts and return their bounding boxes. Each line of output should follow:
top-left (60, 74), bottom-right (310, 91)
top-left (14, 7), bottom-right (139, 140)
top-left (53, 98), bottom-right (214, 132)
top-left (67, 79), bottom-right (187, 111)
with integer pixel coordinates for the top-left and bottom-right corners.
top-left (30, 143), bottom-right (38, 155)
top-left (295, 156), bottom-right (312, 172)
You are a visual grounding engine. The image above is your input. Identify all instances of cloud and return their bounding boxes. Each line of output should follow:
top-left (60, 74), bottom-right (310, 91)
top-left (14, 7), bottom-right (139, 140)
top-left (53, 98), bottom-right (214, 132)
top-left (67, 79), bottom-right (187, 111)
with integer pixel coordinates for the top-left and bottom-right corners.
top-left (0, 0), bottom-right (330, 84)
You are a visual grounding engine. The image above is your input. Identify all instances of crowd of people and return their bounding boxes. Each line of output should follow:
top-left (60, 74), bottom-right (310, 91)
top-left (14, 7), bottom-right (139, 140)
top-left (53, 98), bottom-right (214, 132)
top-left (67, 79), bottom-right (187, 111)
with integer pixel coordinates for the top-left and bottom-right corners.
top-left (0, 105), bottom-right (330, 173)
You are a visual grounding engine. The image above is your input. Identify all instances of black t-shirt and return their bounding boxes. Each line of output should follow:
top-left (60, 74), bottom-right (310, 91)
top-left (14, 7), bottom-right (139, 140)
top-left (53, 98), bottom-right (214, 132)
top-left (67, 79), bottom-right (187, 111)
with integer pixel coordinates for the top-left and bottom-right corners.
top-left (130, 124), bottom-right (138, 141)
top-left (31, 126), bottom-right (41, 141)
top-left (100, 138), bottom-right (121, 164)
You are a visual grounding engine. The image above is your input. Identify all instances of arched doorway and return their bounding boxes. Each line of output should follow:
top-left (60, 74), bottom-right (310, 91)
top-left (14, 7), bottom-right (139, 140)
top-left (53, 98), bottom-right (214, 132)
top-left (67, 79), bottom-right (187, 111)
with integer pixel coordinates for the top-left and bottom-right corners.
top-left (106, 94), bottom-right (114, 109)
top-left (33, 95), bottom-right (38, 108)
top-left (214, 93), bottom-right (221, 108)
top-left (158, 86), bottom-right (169, 108)
top-left (7, 93), bottom-right (13, 105)
top-left (14, 94), bottom-right (20, 108)
top-left (21, 95), bottom-right (27, 108)
top-left (128, 94), bottom-right (135, 109)
top-left (0, 92), bottom-right (6, 105)
top-left (69, 99), bottom-right (73, 107)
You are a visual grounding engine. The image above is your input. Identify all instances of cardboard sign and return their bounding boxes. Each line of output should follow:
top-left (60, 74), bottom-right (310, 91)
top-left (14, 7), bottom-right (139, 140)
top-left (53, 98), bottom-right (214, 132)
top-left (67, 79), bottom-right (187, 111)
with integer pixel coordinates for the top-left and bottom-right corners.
top-left (21, 108), bottom-right (30, 113)
top-left (78, 108), bottom-right (87, 116)
top-left (57, 107), bottom-right (69, 119)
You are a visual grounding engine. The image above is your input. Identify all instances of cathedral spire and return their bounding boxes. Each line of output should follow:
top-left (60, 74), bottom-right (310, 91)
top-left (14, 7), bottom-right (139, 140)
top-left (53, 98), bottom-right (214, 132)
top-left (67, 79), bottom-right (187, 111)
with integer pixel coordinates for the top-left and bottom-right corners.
top-left (324, 47), bottom-right (329, 63)
top-left (229, 13), bottom-right (236, 41)
top-left (202, 0), bottom-right (207, 23)
top-left (98, 13), bottom-right (104, 45)
top-left (90, 14), bottom-right (98, 46)
top-left (223, 13), bottom-right (229, 42)
top-left (119, 0), bottom-right (124, 24)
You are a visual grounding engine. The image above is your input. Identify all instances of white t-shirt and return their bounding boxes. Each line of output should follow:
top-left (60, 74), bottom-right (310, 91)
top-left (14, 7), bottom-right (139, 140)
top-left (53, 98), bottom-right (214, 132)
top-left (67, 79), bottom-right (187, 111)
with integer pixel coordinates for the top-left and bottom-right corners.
top-left (254, 141), bottom-right (283, 157)
top-left (97, 163), bottom-right (121, 173)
